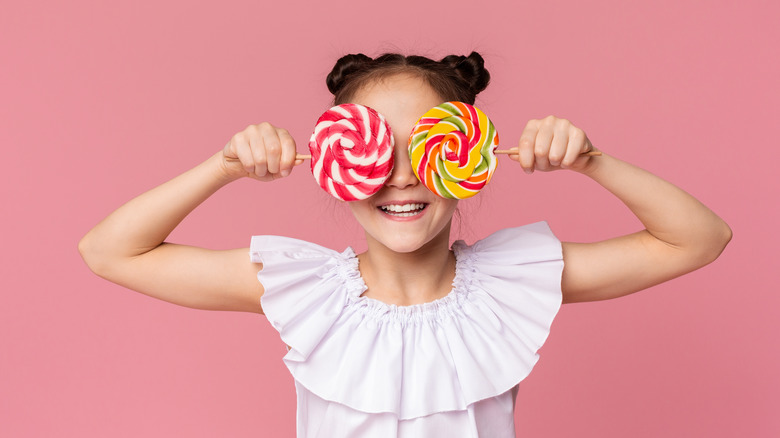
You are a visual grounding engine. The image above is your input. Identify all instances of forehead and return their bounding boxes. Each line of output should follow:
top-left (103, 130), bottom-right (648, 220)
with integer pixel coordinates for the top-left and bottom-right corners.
top-left (349, 73), bottom-right (445, 132)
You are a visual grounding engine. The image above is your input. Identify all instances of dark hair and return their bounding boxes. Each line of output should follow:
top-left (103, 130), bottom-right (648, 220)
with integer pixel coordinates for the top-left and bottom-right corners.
top-left (326, 52), bottom-right (490, 105)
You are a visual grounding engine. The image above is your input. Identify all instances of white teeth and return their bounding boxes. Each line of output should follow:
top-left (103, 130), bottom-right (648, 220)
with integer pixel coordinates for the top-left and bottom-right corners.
top-left (379, 203), bottom-right (426, 216)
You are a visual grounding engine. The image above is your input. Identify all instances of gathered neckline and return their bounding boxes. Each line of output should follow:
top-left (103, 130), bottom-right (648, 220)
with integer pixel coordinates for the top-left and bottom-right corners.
top-left (333, 241), bottom-right (475, 322)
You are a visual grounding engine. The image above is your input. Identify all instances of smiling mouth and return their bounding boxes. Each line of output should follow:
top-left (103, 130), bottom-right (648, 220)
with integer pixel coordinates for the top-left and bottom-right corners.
top-left (378, 203), bottom-right (429, 217)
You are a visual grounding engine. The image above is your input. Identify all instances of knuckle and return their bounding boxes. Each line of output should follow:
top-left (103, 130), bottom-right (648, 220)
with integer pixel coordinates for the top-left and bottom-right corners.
top-left (265, 139), bottom-right (281, 152)
top-left (257, 121), bottom-right (274, 132)
top-left (544, 117), bottom-right (556, 127)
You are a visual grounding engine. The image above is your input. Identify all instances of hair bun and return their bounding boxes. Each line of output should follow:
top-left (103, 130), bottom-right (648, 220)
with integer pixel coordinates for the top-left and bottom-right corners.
top-left (440, 52), bottom-right (490, 96)
top-left (327, 54), bottom-right (374, 95)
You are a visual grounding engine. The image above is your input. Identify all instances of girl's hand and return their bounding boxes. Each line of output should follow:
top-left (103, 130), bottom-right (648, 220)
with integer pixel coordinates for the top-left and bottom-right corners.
top-left (510, 115), bottom-right (599, 174)
top-left (220, 122), bottom-right (303, 181)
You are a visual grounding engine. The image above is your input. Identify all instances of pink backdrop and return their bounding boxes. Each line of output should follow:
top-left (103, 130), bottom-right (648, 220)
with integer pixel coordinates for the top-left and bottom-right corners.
top-left (2, 0), bottom-right (778, 436)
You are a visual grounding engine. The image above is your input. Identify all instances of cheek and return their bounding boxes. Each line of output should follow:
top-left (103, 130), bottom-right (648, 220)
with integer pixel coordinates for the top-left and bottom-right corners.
top-left (440, 199), bottom-right (459, 217)
top-left (427, 199), bottom-right (459, 229)
top-left (347, 201), bottom-right (373, 223)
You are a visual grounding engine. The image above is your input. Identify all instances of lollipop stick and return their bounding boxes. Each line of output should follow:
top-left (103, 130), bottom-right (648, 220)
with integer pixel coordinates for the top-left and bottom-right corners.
top-left (495, 149), bottom-right (602, 157)
top-left (225, 154), bottom-right (311, 162)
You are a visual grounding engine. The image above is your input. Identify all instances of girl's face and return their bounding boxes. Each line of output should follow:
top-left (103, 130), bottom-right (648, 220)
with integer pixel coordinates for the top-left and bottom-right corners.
top-left (347, 73), bottom-right (459, 254)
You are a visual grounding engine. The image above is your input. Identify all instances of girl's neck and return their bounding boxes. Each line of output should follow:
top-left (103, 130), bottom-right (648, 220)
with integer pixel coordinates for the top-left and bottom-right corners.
top-left (357, 225), bottom-right (456, 306)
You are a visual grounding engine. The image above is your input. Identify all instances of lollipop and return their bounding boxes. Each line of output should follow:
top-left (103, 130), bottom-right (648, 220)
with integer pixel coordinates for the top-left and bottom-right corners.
top-left (409, 101), bottom-right (499, 199)
top-left (309, 104), bottom-right (395, 201)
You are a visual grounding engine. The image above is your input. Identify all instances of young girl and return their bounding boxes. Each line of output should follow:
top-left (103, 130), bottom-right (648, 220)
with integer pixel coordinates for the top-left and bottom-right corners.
top-left (79, 52), bottom-right (731, 437)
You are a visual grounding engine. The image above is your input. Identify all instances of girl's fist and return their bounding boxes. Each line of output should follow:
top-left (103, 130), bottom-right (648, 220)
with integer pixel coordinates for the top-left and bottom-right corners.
top-left (221, 122), bottom-right (302, 181)
top-left (511, 116), bottom-right (598, 173)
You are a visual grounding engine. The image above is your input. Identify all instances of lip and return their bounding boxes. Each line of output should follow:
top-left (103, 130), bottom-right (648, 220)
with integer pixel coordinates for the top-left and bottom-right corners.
top-left (376, 200), bottom-right (430, 222)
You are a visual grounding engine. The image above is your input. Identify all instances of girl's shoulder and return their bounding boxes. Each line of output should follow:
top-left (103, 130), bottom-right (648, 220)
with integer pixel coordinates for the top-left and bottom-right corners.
top-left (454, 221), bottom-right (562, 263)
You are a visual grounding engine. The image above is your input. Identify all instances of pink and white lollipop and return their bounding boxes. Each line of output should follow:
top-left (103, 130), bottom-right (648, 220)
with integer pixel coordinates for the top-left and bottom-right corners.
top-left (308, 104), bottom-right (395, 201)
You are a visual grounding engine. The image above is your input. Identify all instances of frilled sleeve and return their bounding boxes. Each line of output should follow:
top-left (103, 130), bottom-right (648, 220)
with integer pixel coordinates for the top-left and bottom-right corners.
top-left (249, 236), bottom-right (365, 363)
top-left (447, 221), bottom-right (564, 405)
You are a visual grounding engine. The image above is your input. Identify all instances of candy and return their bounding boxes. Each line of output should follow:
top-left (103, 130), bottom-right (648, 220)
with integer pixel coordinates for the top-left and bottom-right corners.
top-left (408, 101), bottom-right (499, 199)
top-left (309, 104), bottom-right (395, 201)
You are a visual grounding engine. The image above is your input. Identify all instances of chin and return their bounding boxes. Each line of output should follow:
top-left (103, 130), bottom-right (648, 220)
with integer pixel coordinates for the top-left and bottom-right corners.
top-left (371, 226), bottom-right (451, 254)
top-left (381, 239), bottom-right (428, 254)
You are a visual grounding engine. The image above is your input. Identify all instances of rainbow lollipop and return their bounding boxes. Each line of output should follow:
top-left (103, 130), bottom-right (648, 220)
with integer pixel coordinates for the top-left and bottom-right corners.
top-left (309, 104), bottom-right (395, 201)
top-left (408, 101), bottom-right (498, 199)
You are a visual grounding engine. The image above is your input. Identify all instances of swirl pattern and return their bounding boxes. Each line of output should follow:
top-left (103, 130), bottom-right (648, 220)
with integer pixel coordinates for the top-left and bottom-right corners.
top-left (309, 104), bottom-right (395, 201)
top-left (408, 102), bottom-right (499, 199)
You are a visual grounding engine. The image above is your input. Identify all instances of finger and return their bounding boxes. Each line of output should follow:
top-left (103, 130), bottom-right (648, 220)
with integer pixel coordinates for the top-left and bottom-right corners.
top-left (562, 126), bottom-right (587, 168)
top-left (277, 128), bottom-right (296, 177)
top-left (548, 119), bottom-right (571, 167)
top-left (232, 133), bottom-right (255, 174)
top-left (248, 127), bottom-right (268, 178)
top-left (548, 119), bottom-right (570, 167)
top-left (534, 116), bottom-right (555, 170)
top-left (223, 140), bottom-right (237, 160)
top-left (518, 120), bottom-right (538, 173)
top-left (260, 124), bottom-right (281, 176)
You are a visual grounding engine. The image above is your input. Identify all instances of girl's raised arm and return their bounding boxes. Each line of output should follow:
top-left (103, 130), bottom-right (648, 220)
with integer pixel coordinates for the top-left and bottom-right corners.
top-left (511, 116), bottom-right (732, 303)
top-left (79, 123), bottom-right (302, 313)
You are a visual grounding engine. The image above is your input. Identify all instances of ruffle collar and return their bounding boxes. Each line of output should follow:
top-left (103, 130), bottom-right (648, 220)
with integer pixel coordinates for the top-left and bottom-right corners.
top-left (251, 222), bottom-right (563, 420)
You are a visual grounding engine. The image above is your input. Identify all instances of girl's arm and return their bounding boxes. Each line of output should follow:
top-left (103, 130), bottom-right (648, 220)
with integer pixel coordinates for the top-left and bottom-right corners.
top-left (78, 123), bottom-right (301, 313)
top-left (512, 116), bottom-right (732, 303)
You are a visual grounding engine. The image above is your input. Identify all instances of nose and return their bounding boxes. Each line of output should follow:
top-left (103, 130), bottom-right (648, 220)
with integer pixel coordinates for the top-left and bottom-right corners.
top-left (385, 141), bottom-right (419, 190)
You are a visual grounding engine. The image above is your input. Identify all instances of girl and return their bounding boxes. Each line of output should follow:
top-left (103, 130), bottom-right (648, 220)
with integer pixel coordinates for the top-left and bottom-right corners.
top-left (79, 52), bottom-right (731, 437)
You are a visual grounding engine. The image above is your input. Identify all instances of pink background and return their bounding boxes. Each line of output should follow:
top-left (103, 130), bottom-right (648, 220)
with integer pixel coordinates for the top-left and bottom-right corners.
top-left (2, 0), bottom-right (778, 436)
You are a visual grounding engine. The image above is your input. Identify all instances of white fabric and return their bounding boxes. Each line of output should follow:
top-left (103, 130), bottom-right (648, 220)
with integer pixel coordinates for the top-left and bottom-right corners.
top-left (250, 222), bottom-right (563, 438)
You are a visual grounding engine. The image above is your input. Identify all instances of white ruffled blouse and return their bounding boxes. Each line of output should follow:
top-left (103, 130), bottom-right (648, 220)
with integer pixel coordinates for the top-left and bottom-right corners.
top-left (250, 222), bottom-right (563, 438)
